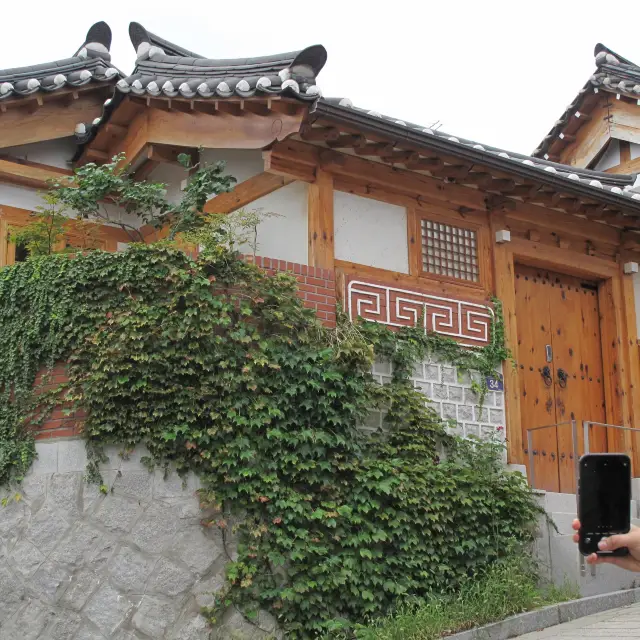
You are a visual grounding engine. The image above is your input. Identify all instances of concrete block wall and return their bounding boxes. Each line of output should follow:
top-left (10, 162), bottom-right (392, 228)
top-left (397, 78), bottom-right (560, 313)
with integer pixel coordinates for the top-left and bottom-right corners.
top-left (365, 356), bottom-right (506, 443)
top-left (0, 440), bottom-right (281, 640)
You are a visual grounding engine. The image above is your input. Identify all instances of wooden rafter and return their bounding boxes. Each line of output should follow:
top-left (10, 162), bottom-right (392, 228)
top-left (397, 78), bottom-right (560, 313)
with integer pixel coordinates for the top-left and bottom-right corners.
top-left (0, 157), bottom-right (72, 189)
top-left (0, 91), bottom-right (108, 149)
top-left (203, 171), bottom-right (294, 214)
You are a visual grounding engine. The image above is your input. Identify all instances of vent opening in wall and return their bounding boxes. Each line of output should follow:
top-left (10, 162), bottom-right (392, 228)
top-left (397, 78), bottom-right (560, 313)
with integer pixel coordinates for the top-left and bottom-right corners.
top-left (421, 219), bottom-right (479, 282)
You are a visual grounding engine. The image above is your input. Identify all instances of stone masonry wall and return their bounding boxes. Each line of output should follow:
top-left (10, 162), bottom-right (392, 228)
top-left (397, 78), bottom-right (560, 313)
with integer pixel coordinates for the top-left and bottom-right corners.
top-left (0, 440), bottom-right (281, 640)
top-left (364, 356), bottom-right (506, 442)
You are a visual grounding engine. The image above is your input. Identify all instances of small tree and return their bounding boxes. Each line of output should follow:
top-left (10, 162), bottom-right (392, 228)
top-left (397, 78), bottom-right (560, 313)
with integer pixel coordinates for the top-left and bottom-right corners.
top-left (49, 151), bottom-right (237, 242)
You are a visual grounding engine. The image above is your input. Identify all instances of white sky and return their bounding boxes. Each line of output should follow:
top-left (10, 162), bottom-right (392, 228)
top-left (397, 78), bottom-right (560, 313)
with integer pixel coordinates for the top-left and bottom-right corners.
top-left (2, 0), bottom-right (639, 156)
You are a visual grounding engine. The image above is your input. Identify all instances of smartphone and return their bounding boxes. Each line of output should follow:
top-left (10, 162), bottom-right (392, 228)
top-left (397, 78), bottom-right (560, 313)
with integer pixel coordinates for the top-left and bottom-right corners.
top-left (578, 453), bottom-right (631, 556)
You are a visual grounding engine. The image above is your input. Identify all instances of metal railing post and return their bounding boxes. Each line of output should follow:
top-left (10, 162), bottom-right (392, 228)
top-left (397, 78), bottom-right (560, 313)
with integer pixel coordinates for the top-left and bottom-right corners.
top-left (571, 420), bottom-right (579, 502)
top-left (528, 429), bottom-right (535, 490)
top-left (583, 420), bottom-right (590, 455)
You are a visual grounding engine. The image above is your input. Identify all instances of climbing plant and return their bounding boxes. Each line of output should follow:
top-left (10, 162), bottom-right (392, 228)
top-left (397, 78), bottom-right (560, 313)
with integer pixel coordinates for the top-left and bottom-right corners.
top-left (0, 242), bottom-right (539, 637)
top-left (0, 157), bottom-right (539, 637)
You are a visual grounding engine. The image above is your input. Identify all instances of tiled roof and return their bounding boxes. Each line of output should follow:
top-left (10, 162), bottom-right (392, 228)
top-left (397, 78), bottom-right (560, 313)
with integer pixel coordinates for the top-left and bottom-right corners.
top-left (533, 44), bottom-right (640, 158)
top-left (316, 98), bottom-right (640, 207)
top-left (0, 22), bottom-right (120, 102)
top-left (116, 22), bottom-right (326, 101)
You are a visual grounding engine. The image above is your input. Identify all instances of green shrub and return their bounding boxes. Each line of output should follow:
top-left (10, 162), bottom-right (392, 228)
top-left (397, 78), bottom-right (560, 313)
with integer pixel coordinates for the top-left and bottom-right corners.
top-left (344, 556), bottom-right (578, 640)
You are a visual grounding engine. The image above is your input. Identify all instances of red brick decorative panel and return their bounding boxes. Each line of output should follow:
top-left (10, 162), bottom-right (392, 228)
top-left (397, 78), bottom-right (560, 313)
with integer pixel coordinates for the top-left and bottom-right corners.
top-left (32, 364), bottom-right (83, 440)
top-left (346, 277), bottom-right (493, 346)
top-left (243, 255), bottom-right (337, 328)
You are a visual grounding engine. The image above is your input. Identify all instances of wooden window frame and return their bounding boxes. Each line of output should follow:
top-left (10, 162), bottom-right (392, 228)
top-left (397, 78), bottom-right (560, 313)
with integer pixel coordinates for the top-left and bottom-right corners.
top-left (408, 207), bottom-right (491, 292)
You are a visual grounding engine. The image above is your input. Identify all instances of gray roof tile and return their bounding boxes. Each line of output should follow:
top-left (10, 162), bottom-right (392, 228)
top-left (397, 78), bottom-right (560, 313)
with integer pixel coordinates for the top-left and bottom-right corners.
top-left (0, 21), bottom-right (120, 102)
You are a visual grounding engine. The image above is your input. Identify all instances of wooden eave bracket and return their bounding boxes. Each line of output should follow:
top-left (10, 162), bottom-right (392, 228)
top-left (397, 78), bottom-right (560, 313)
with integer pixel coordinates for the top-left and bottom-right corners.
top-left (203, 171), bottom-right (295, 214)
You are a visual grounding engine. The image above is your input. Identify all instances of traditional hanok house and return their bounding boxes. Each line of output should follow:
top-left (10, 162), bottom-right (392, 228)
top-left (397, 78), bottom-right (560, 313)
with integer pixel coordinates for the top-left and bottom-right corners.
top-left (4, 22), bottom-right (640, 509)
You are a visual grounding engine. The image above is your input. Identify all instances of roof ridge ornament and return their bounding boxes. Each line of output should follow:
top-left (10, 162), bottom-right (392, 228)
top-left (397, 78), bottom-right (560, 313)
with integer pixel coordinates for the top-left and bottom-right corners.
top-left (75, 21), bottom-right (112, 62)
top-left (129, 22), bottom-right (165, 61)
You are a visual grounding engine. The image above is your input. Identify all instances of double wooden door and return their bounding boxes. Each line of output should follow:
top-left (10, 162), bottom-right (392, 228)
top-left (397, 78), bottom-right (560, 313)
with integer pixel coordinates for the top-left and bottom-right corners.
top-left (515, 264), bottom-right (607, 493)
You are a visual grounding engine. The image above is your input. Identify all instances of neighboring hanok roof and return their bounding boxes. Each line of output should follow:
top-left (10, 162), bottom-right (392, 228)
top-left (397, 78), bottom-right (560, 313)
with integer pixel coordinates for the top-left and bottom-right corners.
top-left (533, 44), bottom-right (640, 160)
top-left (118, 22), bottom-right (326, 101)
top-left (0, 22), bottom-right (120, 102)
top-left (310, 98), bottom-right (640, 218)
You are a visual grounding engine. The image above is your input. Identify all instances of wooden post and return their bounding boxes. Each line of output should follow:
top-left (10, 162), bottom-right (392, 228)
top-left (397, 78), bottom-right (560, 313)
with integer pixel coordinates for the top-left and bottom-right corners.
top-left (619, 262), bottom-right (640, 473)
top-left (489, 214), bottom-right (522, 464)
top-left (308, 169), bottom-right (335, 269)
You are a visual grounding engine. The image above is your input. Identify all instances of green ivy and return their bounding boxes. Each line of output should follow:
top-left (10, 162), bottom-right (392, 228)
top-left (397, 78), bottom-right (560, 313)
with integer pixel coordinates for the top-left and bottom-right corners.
top-left (0, 245), bottom-right (539, 638)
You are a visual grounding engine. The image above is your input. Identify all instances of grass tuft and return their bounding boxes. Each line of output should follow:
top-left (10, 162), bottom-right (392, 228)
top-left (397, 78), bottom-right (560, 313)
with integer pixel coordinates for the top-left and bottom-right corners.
top-left (331, 556), bottom-right (578, 640)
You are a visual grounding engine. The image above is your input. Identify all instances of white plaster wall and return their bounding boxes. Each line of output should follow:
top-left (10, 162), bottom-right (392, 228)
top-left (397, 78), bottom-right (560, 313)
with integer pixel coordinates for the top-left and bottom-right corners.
top-left (0, 183), bottom-right (48, 211)
top-left (156, 150), bottom-right (308, 265)
top-left (148, 162), bottom-right (187, 205)
top-left (236, 182), bottom-right (308, 264)
top-left (334, 191), bottom-right (409, 273)
top-left (200, 148), bottom-right (263, 183)
top-left (594, 139), bottom-right (620, 171)
top-left (631, 142), bottom-right (640, 161)
top-left (3, 138), bottom-right (77, 169)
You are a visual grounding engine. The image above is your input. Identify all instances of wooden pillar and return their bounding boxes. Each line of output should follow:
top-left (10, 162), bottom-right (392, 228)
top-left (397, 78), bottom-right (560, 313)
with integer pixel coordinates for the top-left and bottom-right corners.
top-left (308, 169), bottom-right (334, 269)
top-left (618, 262), bottom-right (640, 473)
top-left (598, 276), bottom-right (633, 457)
top-left (489, 214), bottom-right (522, 464)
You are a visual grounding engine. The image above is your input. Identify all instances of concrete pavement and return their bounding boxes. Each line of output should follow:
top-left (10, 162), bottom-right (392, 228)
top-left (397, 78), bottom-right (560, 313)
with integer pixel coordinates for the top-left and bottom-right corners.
top-left (516, 602), bottom-right (640, 638)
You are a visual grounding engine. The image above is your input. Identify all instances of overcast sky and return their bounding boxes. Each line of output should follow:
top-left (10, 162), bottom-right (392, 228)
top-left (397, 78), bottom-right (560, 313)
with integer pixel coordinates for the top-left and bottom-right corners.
top-left (2, 0), bottom-right (638, 156)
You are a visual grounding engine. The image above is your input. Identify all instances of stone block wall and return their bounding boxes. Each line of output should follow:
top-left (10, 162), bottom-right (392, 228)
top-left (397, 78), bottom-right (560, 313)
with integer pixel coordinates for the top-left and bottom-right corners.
top-left (0, 440), bottom-right (281, 640)
top-left (365, 356), bottom-right (506, 442)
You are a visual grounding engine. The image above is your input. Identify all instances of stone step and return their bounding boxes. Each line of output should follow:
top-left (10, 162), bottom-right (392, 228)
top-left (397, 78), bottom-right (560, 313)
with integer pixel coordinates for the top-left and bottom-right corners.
top-left (544, 492), bottom-right (638, 519)
top-left (548, 533), bottom-right (638, 596)
top-left (544, 492), bottom-right (578, 514)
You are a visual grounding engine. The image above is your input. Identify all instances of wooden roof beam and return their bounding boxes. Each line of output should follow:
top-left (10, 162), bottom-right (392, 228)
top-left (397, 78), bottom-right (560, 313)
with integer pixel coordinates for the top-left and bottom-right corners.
top-left (240, 100), bottom-right (270, 117)
top-left (0, 92), bottom-right (106, 149)
top-left (0, 156), bottom-right (72, 189)
top-left (300, 125), bottom-right (341, 143)
top-left (203, 171), bottom-right (294, 214)
top-left (325, 133), bottom-right (367, 149)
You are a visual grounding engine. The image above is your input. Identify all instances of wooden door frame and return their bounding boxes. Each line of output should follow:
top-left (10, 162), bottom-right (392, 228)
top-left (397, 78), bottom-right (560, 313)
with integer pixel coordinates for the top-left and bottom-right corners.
top-left (492, 231), bottom-right (640, 475)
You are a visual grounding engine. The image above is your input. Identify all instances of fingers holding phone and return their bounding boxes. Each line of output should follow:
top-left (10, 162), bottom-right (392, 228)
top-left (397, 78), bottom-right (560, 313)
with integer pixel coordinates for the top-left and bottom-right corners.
top-left (572, 519), bottom-right (640, 572)
top-left (577, 454), bottom-right (631, 557)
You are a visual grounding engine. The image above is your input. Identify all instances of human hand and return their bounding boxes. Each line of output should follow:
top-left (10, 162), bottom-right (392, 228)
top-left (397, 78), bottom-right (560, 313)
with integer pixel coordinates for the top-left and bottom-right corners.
top-left (572, 519), bottom-right (640, 572)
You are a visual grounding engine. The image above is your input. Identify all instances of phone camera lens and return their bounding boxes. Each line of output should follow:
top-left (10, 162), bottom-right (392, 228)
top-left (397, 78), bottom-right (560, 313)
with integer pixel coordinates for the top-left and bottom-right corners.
top-left (585, 537), bottom-right (591, 544)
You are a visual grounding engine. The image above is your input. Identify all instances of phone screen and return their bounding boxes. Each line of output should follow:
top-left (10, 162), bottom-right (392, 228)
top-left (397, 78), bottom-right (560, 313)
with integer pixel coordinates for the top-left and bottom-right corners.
top-left (579, 454), bottom-right (631, 555)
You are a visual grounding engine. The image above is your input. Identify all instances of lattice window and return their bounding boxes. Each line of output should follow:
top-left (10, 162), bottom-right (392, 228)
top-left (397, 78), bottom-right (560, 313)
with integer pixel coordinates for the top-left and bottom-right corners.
top-left (421, 219), bottom-right (479, 282)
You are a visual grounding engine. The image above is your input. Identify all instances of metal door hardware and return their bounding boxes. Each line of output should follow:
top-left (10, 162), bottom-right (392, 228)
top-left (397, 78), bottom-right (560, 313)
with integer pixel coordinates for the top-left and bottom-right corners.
top-left (545, 345), bottom-right (553, 362)
top-left (542, 366), bottom-right (553, 386)
top-left (557, 368), bottom-right (569, 388)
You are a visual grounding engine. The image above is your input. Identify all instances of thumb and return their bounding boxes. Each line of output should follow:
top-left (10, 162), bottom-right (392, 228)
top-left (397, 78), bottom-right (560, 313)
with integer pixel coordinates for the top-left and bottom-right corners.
top-left (599, 534), bottom-right (632, 552)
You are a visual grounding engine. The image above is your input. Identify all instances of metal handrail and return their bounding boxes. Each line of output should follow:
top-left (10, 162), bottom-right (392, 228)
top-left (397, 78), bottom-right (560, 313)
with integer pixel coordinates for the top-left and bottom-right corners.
top-left (583, 421), bottom-right (640, 454)
top-left (526, 420), bottom-right (578, 490)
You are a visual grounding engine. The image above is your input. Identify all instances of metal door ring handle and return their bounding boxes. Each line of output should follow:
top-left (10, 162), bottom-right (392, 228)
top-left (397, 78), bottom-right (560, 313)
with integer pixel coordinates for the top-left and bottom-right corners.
top-left (557, 368), bottom-right (568, 388)
top-left (542, 366), bottom-right (553, 387)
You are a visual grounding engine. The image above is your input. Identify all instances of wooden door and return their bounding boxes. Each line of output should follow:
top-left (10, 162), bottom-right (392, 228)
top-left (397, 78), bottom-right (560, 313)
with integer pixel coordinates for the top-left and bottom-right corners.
top-left (515, 265), bottom-right (607, 493)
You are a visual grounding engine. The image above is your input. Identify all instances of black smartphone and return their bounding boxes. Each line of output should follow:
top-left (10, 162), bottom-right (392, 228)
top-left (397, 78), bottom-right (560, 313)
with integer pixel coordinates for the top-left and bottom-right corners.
top-left (578, 453), bottom-right (631, 556)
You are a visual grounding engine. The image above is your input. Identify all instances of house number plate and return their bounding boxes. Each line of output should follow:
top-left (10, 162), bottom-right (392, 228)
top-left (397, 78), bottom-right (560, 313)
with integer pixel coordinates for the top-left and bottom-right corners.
top-left (486, 375), bottom-right (504, 392)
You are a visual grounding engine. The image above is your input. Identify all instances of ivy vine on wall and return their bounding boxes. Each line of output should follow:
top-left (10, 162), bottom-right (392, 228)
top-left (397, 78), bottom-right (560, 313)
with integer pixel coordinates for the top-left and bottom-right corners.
top-left (0, 241), bottom-right (539, 637)
top-left (0, 155), bottom-right (539, 638)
